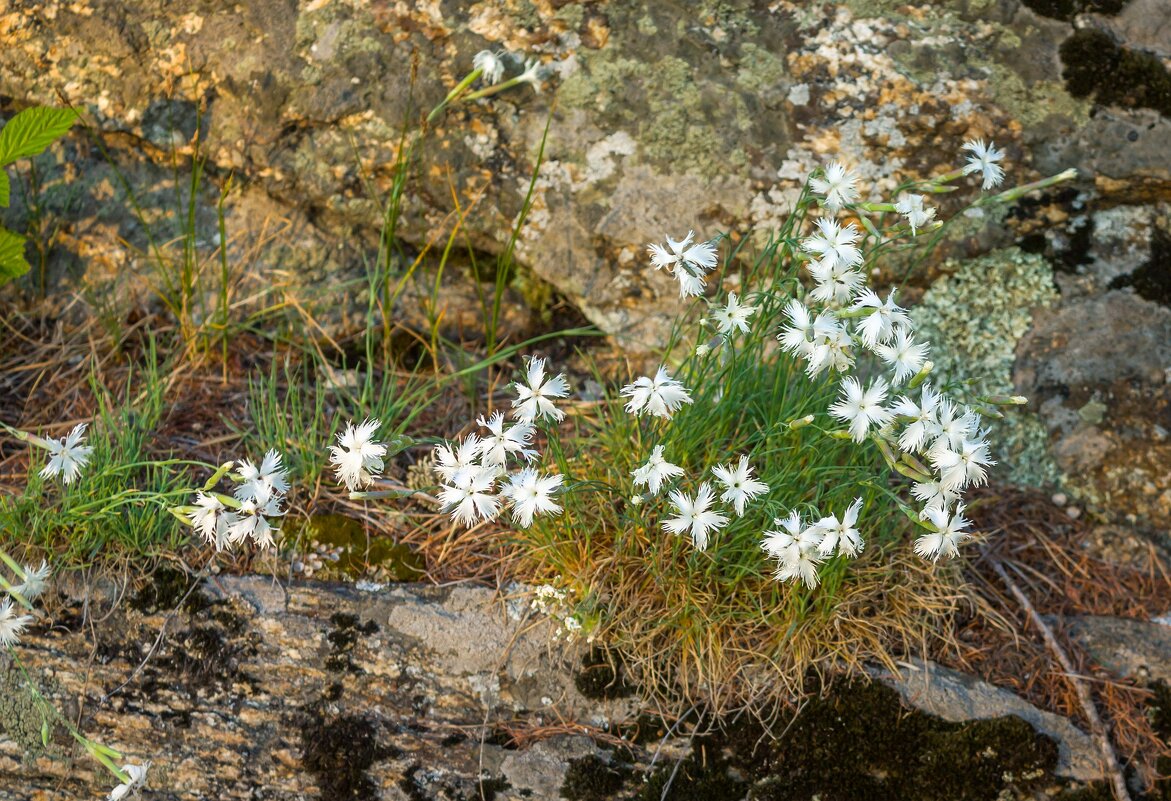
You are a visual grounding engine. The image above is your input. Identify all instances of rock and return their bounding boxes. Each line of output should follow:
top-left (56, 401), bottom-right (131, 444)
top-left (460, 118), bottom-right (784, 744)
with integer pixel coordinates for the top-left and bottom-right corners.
top-left (870, 658), bottom-right (1104, 782)
top-left (1060, 614), bottom-right (1171, 683)
top-left (0, 1), bottom-right (1168, 347)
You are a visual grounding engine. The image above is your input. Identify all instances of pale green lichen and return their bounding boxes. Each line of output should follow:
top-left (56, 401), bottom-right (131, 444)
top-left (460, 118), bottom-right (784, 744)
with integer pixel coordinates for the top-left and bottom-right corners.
top-left (735, 43), bottom-right (787, 95)
top-left (0, 661), bottom-right (62, 764)
top-left (912, 248), bottom-right (1061, 487)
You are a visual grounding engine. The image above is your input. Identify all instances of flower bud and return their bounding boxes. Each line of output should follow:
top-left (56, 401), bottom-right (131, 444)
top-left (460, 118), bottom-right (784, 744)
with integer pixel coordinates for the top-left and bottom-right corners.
top-left (788, 414), bottom-right (815, 430)
top-left (907, 360), bottom-right (934, 389)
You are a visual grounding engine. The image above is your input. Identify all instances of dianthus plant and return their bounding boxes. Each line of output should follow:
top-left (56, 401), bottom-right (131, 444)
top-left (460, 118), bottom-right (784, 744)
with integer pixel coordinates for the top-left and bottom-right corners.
top-left (372, 143), bottom-right (1076, 707)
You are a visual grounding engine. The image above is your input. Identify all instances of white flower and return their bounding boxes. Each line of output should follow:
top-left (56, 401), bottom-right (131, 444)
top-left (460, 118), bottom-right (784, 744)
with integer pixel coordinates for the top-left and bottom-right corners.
top-left (0, 598), bottom-right (33, 647)
top-left (620, 367), bottom-right (693, 420)
top-left (330, 419), bottom-right (387, 492)
top-left (914, 503), bottom-right (972, 560)
top-left (518, 58), bottom-right (543, 92)
top-left (674, 267), bottom-right (707, 298)
top-left (932, 437), bottom-right (995, 491)
top-left (512, 357), bottom-right (571, 423)
top-left (961, 138), bottom-right (1006, 190)
top-left (814, 497), bottom-right (865, 558)
top-left (829, 377), bottom-right (892, 443)
top-left (191, 492), bottom-right (231, 550)
top-left (647, 231), bottom-right (719, 274)
top-left (895, 193), bottom-right (936, 235)
top-left (438, 468), bottom-right (500, 527)
top-left (662, 483), bottom-right (728, 551)
top-left (39, 423), bottom-right (94, 484)
top-left (808, 161), bottom-right (860, 212)
top-left (500, 468), bottom-right (563, 527)
top-left (631, 445), bottom-right (684, 496)
top-left (108, 762), bottom-right (150, 801)
top-left (805, 313), bottom-right (855, 377)
top-left (767, 515), bottom-right (825, 589)
top-left (874, 329), bottom-right (929, 384)
top-left (911, 478), bottom-right (960, 516)
top-left (9, 560), bottom-right (50, 600)
top-left (235, 450), bottom-right (290, 501)
top-left (930, 400), bottom-right (979, 453)
top-left (892, 385), bottom-right (941, 453)
top-left (473, 49), bottom-right (506, 84)
top-left (808, 259), bottom-right (865, 306)
top-left (761, 511), bottom-right (804, 558)
top-left (778, 299), bottom-right (815, 358)
top-left (227, 482), bottom-right (283, 549)
top-left (850, 288), bottom-right (911, 348)
top-left (433, 434), bottom-right (485, 486)
top-left (802, 218), bottom-right (863, 271)
top-left (712, 292), bottom-right (757, 336)
top-left (477, 411), bottom-right (537, 468)
top-left (711, 455), bottom-right (768, 517)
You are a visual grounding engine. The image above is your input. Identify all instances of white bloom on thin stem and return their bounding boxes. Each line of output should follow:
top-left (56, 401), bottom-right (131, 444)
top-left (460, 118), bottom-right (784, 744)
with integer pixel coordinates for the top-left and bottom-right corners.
top-left (9, 560), bottom-right (50, 600)
top-left (438, 468), bottom-right (500, 527)
top-left (911, 478), bottom-right (960, 516)
top-left (808, 260), bottom-right (865, 306)
top-left (108, 762), bottom-right (151, 801)
top-left (330, 419), bottom-right (387, 492)
top-left (227, 482), bottom-right (283, 549)
top-left (473, 49), bottom-right (506, 84)
top-left (778, 299), bottom-right (815, 358)
top-left (892, 385), bottom-right (941, 453)
top-left (0, 598), bottom-right (33, 647)
top-left (631, 445), bottom-right (684, 496)
top-left (814, 497), bottom-right (865, 558)
top-left (805, 313), bottom-right (855, 377)
top-left (712, 292), bottom-right (757, 336)
top-left (961, 138), bottom-right (1006, 190)
top-left (235, 450), bottom-right (290, 501)
top-left (875, 329), bottom-right (929, 384)
top-left (932, 437), bottom-right (995, 492)
top-left (802, 218), bottom-right (863, 271)
top-left (620, 367), bottom-right (693, 420)
top-left (191, 492), bottom-right (231, 550)
top-left (850, 288), bottom-right (911, 348)
top-left (761, 511), bottom-right (804, 558)
top-left (663, 483), bottom-right (728, 551)
top-left (930, 400), bottom-right (979, 453)
top-left (517, 58), bottom-right (543, 92)
top-left (711, 455), bottom-right (768, 517)
top-left (39, 423), bottom-right (94, 484)
top-left (433, 434), bottom-right (484, 486)
top-left (765, 513), bottom-right (825, 588)
top-left (500, 468), bottom-right (563, 527)
top-left (648, 231), bottom-right (719, 274)
top-left (829, 377), bottom-right (892, 442)
top-left (809, 161), bottom-right (860, 212)
top-left (915, 503), bottom-right (972, 560)
top-left (512, 357), bottom-right (571, 423)
top-left (477, 411), bottom-right (536, 468)
top-left (894, 193), bottom-right (936, 235)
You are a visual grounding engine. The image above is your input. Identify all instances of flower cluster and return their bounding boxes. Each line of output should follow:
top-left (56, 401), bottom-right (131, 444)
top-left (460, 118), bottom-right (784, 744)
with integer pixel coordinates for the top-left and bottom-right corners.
top-left (530, 583), bottom-right (589, 643)
top-left (432, 357), bottom-right (567, 528)
top-left (0, 559), bottom-right (49, 648)
top-left (179, 451), bottom-right (289, 551)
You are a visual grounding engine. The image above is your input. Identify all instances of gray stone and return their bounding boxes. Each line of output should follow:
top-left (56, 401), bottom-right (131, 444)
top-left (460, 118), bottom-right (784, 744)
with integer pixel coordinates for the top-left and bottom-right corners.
top-left (1060, 614), bottom-right (1171, 684)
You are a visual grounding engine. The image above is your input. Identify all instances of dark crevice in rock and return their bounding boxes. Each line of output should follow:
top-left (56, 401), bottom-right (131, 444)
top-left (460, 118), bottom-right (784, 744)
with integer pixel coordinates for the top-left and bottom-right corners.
top-left (1022, 0), bottom-right (1131, 22)
top-left (1060, 29), bottom-right (1171, 118)
top-left (574, 647), bottom-right (634, 700)
top-left (324, 611), bottom-right (379, 674)
top-left (1109, 226), bottom-right (1171, 305)
top-left (300, 712), bottom-right (390, 801)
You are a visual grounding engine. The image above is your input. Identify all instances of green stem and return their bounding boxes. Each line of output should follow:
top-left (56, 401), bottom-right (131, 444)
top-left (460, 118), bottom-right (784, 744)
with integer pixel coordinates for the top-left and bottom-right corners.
top-left (426, 69), bottom-right (482, 123)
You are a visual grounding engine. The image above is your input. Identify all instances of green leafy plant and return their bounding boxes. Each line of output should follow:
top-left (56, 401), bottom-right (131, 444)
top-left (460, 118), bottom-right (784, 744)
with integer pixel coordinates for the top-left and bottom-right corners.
top-left (0, 106), bottom-right (79, 285)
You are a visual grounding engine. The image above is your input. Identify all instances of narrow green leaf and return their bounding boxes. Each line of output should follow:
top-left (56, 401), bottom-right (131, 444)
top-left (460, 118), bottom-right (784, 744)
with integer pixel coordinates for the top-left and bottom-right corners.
top-left (0, 170), bottom-right (8, 207)
top-left (0, 107), bottom-right (79, 167)
top-left (0, 225), bottom-right (30, 284)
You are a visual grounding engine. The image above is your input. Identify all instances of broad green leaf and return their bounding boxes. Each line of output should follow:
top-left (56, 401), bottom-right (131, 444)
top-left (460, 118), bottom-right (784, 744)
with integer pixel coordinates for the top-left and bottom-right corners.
top-left (0, 107), bottom-right (79, 167)
top-left (0, 170), bottom-right (8, 207)
top-left (0, 225), bottom-right (30, 284)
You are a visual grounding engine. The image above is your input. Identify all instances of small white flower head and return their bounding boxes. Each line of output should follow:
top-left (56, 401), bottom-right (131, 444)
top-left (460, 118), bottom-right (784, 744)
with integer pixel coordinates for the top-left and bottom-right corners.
top-left (711, 455), bottom-right (768, 517)
top-left (712, 292), bottom-right (757, 336)
top-left (191, 492), bottom-right (230, 550)
top-left (914, 503), bottom-right (972, 560)
top-left (330, 419), bottom-right (387, 492)
top-left (631, 444), bottom-right (684, 496)
top-left (9, 560), bottom-right (50, 601)
top-left (438, 467), bottom-right (500, 527)
top-left (892, 385), bottom-right (941, 453)
top-left (778, 299), bottom-right (815, 358)
top-left (875, 329), bottom-right (929, 385)
top-left (850, 288), bottom-right (911, 348)
top-left (433, 434), bottom-right (484, 486)
top-left (930, 400), bottom-right (980, 453)
top-left (227, 482), bottom-right (283, 549)
top-left (235, 450), bottom-right (290, 501)
top-left (663, 482), bottom-right (728, 551)
top-left (829, 377), bottom-right (892, 442)
top-left (805, 313), bottom-right (855, 377)
top-left (473, 49), bottom-right (506, 84)
top-left (809, 161), bottom-right (860, 212)
top-left (630, 494), bottom-right (643, 506)
top-left (911, 478), bottom-right (960, 517)
top-left (477, 411), bottom-right (537, 468)
top-left (512, 357), bottom-right (571, 423)
top-left (808, 260), bottom-right (865, 306)
top-left (802, 218), bottom-right (863, 272)
top-left (894, 193), bottom-right (937, 235)
top-left (932, 437), bottom-right (995, 492)
top-left (814, 497), bottom-right (865, 558)
top-left (518, 57), bottom-right (544, 92)
top-left (768, 516), bottom-right (825, 589)
top-left (39, 423), bottom-right (94, 484)
top-left (0, 598), bottom-right (33, 647)
top-left (961, 138), bottom-right (1006, 190)
top-left (108, 762), bottom-right (151, 801)
top-left (620, 367), bottom-right (694, 420)
top-left (761, 511), bottom-right (804, 558)
top-left (500, 468), bottom-right (563, 527)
